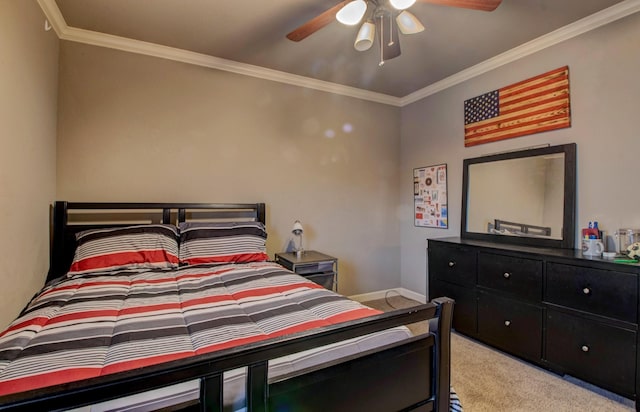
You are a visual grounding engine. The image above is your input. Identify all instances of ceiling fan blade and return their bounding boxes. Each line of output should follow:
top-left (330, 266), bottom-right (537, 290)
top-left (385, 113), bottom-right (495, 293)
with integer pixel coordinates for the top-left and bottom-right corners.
top-left (416, 0), bottom-right (502, 12)
top-left (287, 1), bottom-right (351, 42)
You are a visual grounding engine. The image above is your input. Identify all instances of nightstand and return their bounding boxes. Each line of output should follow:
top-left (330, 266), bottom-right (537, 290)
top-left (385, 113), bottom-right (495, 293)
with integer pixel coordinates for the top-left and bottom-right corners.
top-left (275, 250), bottom-right (338, 292)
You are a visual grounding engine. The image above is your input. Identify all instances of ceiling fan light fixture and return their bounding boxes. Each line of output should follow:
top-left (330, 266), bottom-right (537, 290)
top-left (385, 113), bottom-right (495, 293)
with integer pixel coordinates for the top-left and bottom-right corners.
top-left (336, 0), bottom-right (367, 26)
top-left (396, 10), bottom-right (424, 34)
top-left (354, 21), bottom-right (375, 51)
top-left (389, 0), bottom-right (416, 10)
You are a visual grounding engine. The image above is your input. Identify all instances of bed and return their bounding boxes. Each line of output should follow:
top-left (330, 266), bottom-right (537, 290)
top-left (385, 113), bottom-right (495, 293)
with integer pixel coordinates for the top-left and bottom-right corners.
top-left (0, 201), bottom-right (455, 411)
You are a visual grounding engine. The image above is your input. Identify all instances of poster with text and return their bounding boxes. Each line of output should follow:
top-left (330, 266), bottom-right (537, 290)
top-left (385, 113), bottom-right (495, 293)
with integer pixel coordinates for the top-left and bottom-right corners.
top-left (414, 164), bottom-right (448, 228)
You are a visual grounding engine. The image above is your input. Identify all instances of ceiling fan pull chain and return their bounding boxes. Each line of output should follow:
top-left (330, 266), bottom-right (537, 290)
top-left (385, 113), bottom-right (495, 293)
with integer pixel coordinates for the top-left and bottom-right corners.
top-left (379, 14), bottom-right (385, 66)
top-left (388, 13), bottom-right (394, 46)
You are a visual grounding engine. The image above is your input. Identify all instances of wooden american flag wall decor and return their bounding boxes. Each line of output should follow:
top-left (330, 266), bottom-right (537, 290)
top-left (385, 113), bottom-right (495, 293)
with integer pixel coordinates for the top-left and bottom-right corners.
top-left (463, 66), bottom-right (571, 147)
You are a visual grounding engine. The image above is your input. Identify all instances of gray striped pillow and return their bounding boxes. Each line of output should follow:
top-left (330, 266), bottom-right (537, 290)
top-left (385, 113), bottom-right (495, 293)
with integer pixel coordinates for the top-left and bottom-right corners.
top-left (67, 224), bottom-right (179, 277)
top-left (178, 221), bottom-right (268, 265)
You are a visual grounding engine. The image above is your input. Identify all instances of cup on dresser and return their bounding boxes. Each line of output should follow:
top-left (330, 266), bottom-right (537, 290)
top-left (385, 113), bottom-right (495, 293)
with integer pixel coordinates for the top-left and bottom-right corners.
top-left (582, 239), bottom-right (604, 256)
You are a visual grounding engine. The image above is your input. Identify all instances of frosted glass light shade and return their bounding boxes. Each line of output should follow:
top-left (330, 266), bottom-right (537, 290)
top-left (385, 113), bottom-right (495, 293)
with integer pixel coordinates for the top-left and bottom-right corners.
top-left (390, 0), bottom-right (416, 10)
top-left (396, 10), bottom-right (425, 34)
top-left (354, 21), bottom-right (375, 51)
top-left (336, 0), bottom-right (367, 25)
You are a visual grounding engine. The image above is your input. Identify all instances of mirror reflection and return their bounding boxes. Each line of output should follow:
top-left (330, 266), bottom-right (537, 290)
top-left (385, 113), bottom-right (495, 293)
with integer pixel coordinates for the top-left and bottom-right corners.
top-left (466, 153), bottom-right (565, 240)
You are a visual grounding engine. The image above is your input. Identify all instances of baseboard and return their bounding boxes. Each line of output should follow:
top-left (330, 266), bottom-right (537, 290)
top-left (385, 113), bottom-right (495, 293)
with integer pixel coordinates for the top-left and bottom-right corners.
top-left (349, 288), bottom-right (426, 304)
top-left (396, 288), bottom-right (427, 303)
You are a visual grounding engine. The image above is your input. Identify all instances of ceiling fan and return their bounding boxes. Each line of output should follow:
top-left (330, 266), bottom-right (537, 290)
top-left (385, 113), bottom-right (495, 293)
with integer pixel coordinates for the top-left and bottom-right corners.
top-left (287, 0), bottom-right (502, 66)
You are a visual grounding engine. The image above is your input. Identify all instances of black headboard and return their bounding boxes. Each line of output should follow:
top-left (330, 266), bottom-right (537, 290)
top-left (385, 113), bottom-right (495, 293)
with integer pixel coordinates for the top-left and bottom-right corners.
top-left (48, 201), bottom-right (266, 283)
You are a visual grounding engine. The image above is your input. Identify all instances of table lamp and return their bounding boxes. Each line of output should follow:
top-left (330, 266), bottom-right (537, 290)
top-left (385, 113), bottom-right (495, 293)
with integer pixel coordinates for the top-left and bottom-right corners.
top-left (292, 220), bottom-right (304, 258)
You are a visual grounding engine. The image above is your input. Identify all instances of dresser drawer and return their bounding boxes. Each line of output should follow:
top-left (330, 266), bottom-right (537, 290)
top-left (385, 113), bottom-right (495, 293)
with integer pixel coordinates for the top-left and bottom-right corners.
top-left (429, 243), bottom-right (476, 286)
top-left (478, 252), bottom-right (542, 301)
top-left (478, 292), bottom-right (542, 362)
top-left (545, 262), bottom-right (638, 323)
top-left (430, 280), bottom-right (477, 336)
top-left (546, 309), bottom-right (636, 396)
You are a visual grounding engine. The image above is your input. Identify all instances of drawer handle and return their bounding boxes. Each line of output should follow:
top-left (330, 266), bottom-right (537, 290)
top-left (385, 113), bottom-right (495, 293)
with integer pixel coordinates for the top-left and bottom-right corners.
top-left (583, 287), bottom-right (591, 295)
top-left (503, 272), bottom-right (511, 279)
top-left (448, 261), bottom-right (456, 267)
top-left (504, 320), bottom-right (511, 327)
top-left (581, 345), bottom-right (589, 352)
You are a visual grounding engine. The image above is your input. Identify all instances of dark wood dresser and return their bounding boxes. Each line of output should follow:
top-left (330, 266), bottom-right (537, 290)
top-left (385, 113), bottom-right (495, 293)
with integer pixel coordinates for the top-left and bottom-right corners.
top-left (428, 237), bottom-right (640, 402)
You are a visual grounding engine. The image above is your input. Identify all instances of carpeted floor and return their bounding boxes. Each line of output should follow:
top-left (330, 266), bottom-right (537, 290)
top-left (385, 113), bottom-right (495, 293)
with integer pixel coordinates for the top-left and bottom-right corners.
top-left (363, 294), bottom-right (635, 412)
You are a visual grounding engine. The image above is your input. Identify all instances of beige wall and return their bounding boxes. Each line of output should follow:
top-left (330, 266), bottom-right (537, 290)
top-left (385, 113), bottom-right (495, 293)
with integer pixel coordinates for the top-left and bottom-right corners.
top-left (56, 41), bottom-right (401, 296)
top-left (400, 12), bottom-right (640, 295)
top-left (0, 1), bottom-right (58, 327)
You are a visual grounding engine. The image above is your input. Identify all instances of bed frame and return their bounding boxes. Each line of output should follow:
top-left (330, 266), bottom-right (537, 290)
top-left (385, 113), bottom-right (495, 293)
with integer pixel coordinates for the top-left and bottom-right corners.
top-left (0, 201), bottom-right (453, 412)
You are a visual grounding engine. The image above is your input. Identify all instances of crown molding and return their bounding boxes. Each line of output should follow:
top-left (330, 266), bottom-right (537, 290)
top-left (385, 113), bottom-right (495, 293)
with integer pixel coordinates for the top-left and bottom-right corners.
top-left (36, 0), bottom-right (402, 106)
top-left (38, 0), bottom-right (640, 108)
top-left (399, 0), bottom-right (640, 106)
top-left (37, 0), bottom-right (67, 37)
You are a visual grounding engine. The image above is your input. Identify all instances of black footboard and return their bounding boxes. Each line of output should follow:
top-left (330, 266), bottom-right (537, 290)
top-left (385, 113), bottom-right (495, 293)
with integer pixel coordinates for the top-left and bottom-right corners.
top-left (268, 335), bottom-right (434, 411)
top-left (211, 297), bottom-right (453, 412)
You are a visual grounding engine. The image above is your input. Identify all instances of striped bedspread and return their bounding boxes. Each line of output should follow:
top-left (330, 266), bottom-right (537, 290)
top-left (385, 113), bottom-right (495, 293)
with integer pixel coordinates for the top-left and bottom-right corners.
top-left (0, 262), bottom-right (381, 397)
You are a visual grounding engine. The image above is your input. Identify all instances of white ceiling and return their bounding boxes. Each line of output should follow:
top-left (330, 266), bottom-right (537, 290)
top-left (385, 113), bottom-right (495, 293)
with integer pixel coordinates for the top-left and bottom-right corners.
top-left (40, 0), bottom-right (638, 105)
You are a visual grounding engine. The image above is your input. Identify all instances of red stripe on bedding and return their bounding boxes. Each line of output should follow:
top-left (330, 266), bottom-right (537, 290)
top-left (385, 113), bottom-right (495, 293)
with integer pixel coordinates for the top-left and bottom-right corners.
top-left (130, 277), bottom-right (179, 285)
top-left (101, 351), bottom-right (194, 375)
top-left (0, 317), bottom-right (50, 338)
top-left (40, 280), bottom-right (133, 297)
top-left (119, 304), bottom-right (181, 316)
top-left (176, 267), bottom-right (235, 280)
top-left (70, 250), bottom-right (179, 273)
top-left (267, 319), bottom-right (331, 337)
top-left (120, 297), bottom-right (236, 313)
top-left (181, 295), bottom-right (235, 308)
top-left (0, 368), bottom-right (100, 396)
top-left (16, 286), bottom-right (370, 334)
top-left (195, 335), bottom-right (271, 355)
top-left (48, 310), bottom-right (120, 325)
top-left (40, 274), bottom-right (183, 298)
top-left (232, 283), bottom-right (324, 300)
top-left (326, 308), bottom-right (383, 323)
top-left (12, 299), bottom-right (374, 333)
top-left (195, 312), bottom-right (380, 356)
top-left (182, 252), bottom-right (269, 265)
top-left (50, 300), bottom-right (241, 320)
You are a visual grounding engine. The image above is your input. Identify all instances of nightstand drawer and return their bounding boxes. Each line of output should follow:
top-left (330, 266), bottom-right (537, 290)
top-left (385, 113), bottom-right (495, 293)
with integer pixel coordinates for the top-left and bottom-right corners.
top-left (305, 272), bottom-right (335, 290)
top-left (478, 252), bottom-right (542, 301)
top-left (294, 261), bottom-right (335, 275)
top-left (429, 242), bottom-right (477, 286)
top-left (478, 292), bottom-right (542, 362)
top-left (545, 262), bottom-right (638, 323)
top-left (546, 309), bottom-right (636, 396)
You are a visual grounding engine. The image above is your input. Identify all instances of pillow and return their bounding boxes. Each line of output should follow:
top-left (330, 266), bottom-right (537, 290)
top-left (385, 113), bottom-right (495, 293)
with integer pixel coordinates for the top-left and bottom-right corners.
top-left (178, 221), bottom-right (268, 265)
top-left (67, 224), bottom-right (179, 277)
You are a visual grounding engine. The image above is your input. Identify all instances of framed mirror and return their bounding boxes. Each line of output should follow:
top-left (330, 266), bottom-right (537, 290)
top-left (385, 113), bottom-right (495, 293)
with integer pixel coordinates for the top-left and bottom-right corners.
top-left (461, 143), bottom-right (576, 249)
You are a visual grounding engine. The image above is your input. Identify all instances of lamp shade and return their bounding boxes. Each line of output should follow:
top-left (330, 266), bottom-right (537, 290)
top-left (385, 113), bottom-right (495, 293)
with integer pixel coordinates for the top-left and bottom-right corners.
top-left (292, 220), bottom-right (304, 235)
top-left (336, 0), bottom-right (367, 26)
top-left (396, 10), bottom-right (424, 35)
top-left (354, 21), bottom-right (375, 51)
top-left (390, 0), bottom-right (416, 10)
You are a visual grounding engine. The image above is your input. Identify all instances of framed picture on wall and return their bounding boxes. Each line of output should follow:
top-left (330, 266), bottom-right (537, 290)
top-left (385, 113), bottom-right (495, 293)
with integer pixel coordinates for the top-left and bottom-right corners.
top-left (414, 164), bottom-right (448, 228)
